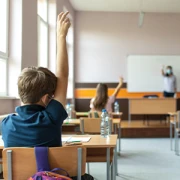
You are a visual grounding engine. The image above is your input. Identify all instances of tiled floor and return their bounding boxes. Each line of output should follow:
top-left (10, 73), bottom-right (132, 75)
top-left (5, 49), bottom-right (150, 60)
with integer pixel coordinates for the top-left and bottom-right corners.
top-left (88, 138), bottom-right (180, 180)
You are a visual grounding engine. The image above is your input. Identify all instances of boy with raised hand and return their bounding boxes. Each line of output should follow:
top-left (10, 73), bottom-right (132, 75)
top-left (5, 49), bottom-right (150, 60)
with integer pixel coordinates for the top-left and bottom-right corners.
top-left (2, 12), bottom-right (71, 148)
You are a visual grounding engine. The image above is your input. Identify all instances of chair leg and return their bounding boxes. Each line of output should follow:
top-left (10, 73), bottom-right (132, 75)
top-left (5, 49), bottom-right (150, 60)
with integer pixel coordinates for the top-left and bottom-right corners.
top-left (77, 148), bottom-right (82, 180)
top-left (177, 134), bottom-right (180, 156)
top-left (175, 131), bottom-right (177, 155)
top-left (111, 163), bottom-right (113, 180)
top-left (87, 162), bottom-right (90, 174)
top-left (175, 131), bottom-right (179, 156)
top-left (174, 124), bottom-right (176, 151)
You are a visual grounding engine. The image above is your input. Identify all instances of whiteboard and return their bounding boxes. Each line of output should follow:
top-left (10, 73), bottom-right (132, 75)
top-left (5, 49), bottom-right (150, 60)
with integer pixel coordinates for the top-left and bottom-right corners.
top-left (127, 55), bottom-right (180, 92)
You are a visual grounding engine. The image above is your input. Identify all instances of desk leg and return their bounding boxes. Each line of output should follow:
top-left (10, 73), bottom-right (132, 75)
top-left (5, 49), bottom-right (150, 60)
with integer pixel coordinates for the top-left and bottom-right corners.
top-left (111, 154), bottom-right (116, 180)
top-left (174, 123), bottom-right (177, 153)
top-left (118, 124), bottom-right (121, 153)
top-left (128, 100), bottom-right (131, 124)
top-left (106, 148), bottom-right (110, 180)
top-left (114, 124), bottom-right (117, 134)
top-left (170, 122), bottom-right (173, 150)
top-left (112, 147), bottom-right (116, 180)
top-left (115, 145), bottom-right (118, 176)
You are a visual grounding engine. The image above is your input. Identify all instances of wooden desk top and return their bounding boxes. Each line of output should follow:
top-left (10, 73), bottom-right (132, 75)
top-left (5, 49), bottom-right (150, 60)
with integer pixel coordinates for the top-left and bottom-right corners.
top-left (76, 112), bottom-right (123, 117)
top-left (168, 112), bottom-right (177, 116)
top-left (63, 118), bottom-right (121, 125)
top-left (0, 135), bottom-right (117, 149)
top-left (63, 135), bottom-right (117, 148)
top-left (129, 97), bottom-right (176, 100)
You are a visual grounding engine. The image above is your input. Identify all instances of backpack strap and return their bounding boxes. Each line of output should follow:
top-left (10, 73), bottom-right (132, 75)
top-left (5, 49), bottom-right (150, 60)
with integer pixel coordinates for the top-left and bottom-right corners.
top-left (34, 147), bottom-right (50, 172)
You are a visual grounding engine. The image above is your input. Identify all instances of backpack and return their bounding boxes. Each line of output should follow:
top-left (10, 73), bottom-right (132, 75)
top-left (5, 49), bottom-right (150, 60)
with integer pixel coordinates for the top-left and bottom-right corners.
top-left (28, 147), bottom-right (72, 180)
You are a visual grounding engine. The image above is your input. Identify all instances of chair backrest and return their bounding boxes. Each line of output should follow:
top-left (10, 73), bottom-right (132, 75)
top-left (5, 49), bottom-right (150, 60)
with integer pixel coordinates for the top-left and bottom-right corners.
top-left (88, 111), bottom-right (113, 118)
top-left (71, 110), bottom-right (77, 119)
top-left (88, 111), bottom-right (101, 118)
top-left (80, 118), bottom-right (113, 134)
top-left (3, 146), bottom-right (86, 180)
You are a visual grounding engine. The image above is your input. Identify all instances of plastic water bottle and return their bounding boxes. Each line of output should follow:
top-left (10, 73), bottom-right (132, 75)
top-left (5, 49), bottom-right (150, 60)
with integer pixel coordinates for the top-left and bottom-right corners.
top-left (114, 101), bottom-right (119, 113)
top-left (101, 109), bottom-right (109, 138)
top-left (66, 103), bottom-right (72, 119)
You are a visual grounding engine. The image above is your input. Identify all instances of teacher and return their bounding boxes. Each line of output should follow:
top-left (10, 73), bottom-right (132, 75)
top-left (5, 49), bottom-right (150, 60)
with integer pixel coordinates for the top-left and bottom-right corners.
top-left (161, 65), bottom-right (177, 98)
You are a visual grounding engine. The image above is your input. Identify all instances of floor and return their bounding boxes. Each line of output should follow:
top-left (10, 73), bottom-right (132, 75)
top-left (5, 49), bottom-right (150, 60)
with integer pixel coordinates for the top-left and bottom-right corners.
top-left (89, 138), bottom-right (180, 180)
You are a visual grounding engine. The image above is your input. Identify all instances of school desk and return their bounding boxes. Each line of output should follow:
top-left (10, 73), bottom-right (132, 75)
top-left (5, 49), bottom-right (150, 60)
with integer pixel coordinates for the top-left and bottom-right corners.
top-left (76, 112), bottom-right (123, 118)
top-left (129, 98), bottom-right (176, 124)
top-left (63, 118), bottom-right (122, 153)
top-left (63, 134), bottom-right (118, 180)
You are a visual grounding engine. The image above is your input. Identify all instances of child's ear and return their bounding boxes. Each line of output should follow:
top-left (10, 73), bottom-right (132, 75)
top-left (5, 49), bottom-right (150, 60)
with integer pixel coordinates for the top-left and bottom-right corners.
top-left (41, 94), bottom-right (49, 104)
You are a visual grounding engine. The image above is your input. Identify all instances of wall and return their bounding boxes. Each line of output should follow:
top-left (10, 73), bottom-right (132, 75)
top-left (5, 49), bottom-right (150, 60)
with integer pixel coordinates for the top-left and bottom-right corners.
top-left (0, 98), bottom-right (20, 115)
top-left (75, 12), bottom-right (180, 83)
top-left (21, 0), bottom-right (38, 69)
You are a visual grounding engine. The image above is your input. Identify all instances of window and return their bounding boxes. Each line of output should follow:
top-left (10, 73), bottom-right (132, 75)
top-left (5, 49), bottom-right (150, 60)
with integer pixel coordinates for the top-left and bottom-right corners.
top-left (38, 0), bottom-right (48, 67)
top-left (0, 0), bottom-right (9, 95)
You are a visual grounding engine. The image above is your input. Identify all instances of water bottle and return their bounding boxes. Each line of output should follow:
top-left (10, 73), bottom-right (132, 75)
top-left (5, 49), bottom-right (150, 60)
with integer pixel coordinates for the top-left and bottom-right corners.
top-left (114, 101), bottom-right (119, 113)
top-left (101, 109), bottom-right (109, 138)
top-left (66, 103), bottom-right (72, 119)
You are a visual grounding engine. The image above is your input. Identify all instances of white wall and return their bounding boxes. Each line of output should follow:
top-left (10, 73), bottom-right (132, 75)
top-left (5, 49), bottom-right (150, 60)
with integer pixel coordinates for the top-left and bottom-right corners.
top-left (75, 12), bottom-right (180, 83)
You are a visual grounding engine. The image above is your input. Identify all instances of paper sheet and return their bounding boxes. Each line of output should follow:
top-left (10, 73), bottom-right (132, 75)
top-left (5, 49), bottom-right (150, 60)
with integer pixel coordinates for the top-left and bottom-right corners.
top-left (62, 136), bottom-right (71, 143)
top-left (67, 137), bottom-right (91, 143)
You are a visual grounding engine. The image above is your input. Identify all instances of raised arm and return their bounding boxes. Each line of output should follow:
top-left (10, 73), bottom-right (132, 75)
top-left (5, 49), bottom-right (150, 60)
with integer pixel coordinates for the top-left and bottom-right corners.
top-left (112, 77), bottom-right (123, 97)
top-left (54, 12), bottom-right (71, 106)
top-left (161, 65), bottom-right (165, 76)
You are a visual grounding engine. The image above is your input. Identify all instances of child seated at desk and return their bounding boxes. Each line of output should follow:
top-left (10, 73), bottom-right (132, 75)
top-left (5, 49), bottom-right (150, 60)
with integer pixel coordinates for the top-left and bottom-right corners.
top-left (2, 12), bottom-right (70, 148)
top-left (90, 77), bottom-right (123, 113)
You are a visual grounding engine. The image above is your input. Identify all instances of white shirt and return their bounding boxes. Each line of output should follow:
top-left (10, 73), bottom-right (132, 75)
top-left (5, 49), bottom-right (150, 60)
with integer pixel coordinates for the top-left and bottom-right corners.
top-left (163, 75), bottom-right (176, 93)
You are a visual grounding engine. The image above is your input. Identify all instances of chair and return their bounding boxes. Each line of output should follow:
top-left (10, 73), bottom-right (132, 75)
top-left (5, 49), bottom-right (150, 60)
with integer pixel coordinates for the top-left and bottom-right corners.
top-left (80, 118), bottom-right (113, 134)
top-left (3, 146), bottom-right (86, 180)
top-left (175, 111), bottom-right (180, 155)
top-left (80, 118), bottom-right (113, 175)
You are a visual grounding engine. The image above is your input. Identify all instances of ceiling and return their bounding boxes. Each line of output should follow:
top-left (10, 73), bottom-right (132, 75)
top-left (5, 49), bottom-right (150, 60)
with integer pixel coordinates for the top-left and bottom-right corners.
top-left (69, 0), bottom-right (180, 13)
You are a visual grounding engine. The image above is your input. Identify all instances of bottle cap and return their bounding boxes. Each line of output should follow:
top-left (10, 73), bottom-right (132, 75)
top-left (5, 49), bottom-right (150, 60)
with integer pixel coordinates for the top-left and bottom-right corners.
top-left (102, 109), bottom-right (106, 112)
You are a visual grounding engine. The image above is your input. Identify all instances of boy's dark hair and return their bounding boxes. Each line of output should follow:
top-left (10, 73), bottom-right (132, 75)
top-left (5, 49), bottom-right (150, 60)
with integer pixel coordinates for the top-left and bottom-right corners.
top-left (18, 67), bottom-right (57, 104)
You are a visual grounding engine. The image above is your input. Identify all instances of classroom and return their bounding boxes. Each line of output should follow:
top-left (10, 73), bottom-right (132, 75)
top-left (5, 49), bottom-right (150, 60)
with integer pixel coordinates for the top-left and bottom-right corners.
top-left (0, 0), bottom-right (180, 180)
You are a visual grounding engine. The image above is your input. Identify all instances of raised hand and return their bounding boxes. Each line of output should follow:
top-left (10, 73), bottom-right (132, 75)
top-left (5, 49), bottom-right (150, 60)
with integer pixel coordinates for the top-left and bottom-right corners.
top-left (119, 77), bottom-right (124, 84)
top-left (57, 12), bottom-right (71, 38)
